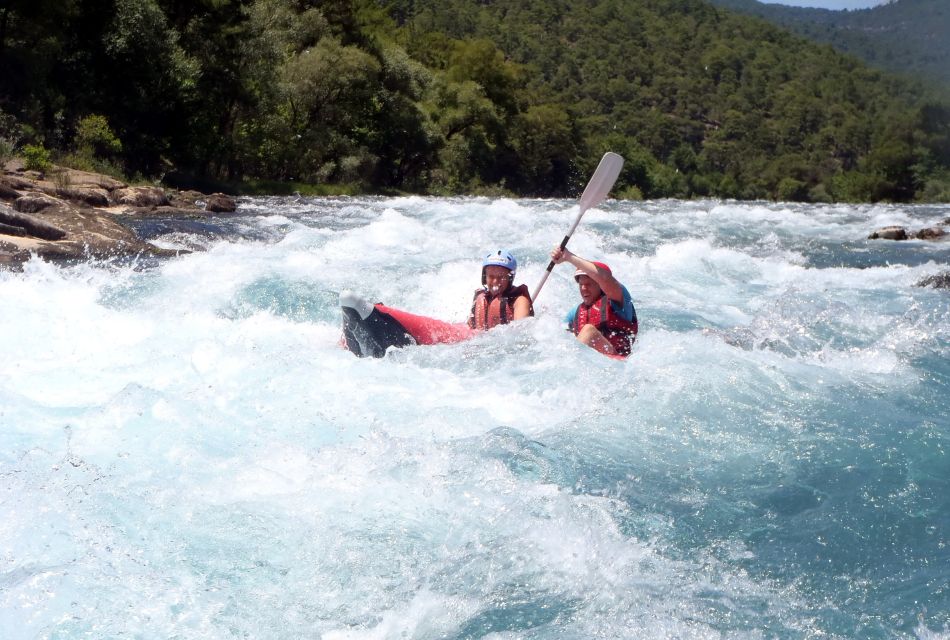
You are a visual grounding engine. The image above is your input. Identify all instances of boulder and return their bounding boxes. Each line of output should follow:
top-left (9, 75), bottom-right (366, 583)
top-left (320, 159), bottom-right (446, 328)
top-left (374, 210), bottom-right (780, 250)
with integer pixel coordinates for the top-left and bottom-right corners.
top-left (0, 222), bottom-right (27, 236)
top-left (915, 227), bottom-right (947, 240)
top-left (0, 179), bottom-right (20, 200)
top-left (0, 200), bottom-right (170, 264)
top-left (0, 205), bottom-right (68, 240)
top-left (868, 226), bottom-right (907, 240)
top-left (55, 187), bottom-right (111, 207)
top-left (14, 194), bottom-right (60, 213)
top-left (3, 158), bottom-right (25, 172)
top-left (204, 193), bottom-right (237, 212)
top-left (59, 168), bottom-right (126, 191)
top-left (916, 272), bottom-right (950, 289)
top-left (167, 189), bottom-right (205, 208)
top-left (113, 186), bottom-right (170, 207)
top-left (0, 158), bottom-right (215, 267)
top-left (1, 174), bottom-right (34, 190)
top-left (124, 205), bottom-right (209, 217)
top-left (24, 166), bottom-right (126, 207)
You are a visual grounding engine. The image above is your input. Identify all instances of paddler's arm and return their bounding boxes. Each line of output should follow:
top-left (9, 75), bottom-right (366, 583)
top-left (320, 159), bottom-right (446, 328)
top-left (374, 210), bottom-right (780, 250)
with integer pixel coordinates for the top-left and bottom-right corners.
top-left (550, 247), bottom-right (625, 303)
top-left (512, 294), bottom-right (532, 320)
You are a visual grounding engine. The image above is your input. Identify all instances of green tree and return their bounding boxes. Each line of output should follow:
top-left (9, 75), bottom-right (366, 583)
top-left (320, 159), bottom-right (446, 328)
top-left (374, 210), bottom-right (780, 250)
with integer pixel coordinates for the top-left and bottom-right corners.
top-left (447, 39), bottom-right (521, 116)
top-left (424, 76), bottom-right (507, 191)
top-left (74, 114), bottom-right (122, 158)
top-left (510, 103), bottom-right (577, 195)
top-left (280, 37), bottom-right (383, 183)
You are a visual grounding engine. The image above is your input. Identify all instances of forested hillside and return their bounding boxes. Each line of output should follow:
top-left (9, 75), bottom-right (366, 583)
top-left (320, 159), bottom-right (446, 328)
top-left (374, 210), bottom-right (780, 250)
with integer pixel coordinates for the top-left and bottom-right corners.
top-left (708, 0), bottom-right (950, 87)
top-left (1, 0), bottom-right (948, 202)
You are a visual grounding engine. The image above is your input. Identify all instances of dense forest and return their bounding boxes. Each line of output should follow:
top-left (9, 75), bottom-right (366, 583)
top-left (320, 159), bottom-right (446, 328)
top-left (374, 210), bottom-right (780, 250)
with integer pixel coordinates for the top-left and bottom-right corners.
top-left (708, 0), bottom-right (950, 87)
top-left (1, 0), bottom-right (949, 202)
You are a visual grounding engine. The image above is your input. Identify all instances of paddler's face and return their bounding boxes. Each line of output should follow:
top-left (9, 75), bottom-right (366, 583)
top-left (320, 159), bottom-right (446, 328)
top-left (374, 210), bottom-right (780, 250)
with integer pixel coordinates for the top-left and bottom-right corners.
top-left (484, 266), bottom-right (512, 295)
top-left (576, 275), bottom-right (601, 305)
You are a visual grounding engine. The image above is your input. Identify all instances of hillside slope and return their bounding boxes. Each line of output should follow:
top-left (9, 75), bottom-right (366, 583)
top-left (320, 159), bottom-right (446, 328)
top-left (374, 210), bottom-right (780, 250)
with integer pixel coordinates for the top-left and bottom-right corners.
top-left (708, 0), bottom-right (950, 86)
top-left (401, 0), bottom-right (950, 201)
top-left (1, 0), bottom-right (948, 202)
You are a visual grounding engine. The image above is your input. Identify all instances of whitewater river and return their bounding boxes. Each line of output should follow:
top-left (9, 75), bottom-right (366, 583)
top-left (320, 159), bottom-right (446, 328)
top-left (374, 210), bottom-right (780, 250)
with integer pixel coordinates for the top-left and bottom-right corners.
top-left (1, 196), bottom-right (948, 639)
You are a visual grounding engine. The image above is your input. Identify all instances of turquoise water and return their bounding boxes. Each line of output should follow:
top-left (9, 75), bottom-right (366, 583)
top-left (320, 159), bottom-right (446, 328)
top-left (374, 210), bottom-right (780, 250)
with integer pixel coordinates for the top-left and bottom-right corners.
top-left (1, 197), bottom-right (948, 638)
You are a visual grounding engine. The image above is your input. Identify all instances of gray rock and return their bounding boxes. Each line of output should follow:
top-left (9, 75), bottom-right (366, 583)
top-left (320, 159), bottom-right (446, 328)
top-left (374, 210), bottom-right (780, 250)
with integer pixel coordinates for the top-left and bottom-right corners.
top-left (0, 179), bottom-right (20, 200)
top-left (1, 175), bottom-right (34, 190)
top-left (3, 158), bottom-right (25, 172)
top-left (55, 187), bottom-right (111, 207)
top-left (915, 227), bottom-right (947, 240)
top-left (868, 226), bottom-right (907, 240)
top-left (125, 205), bottom-right (210, 217)
top-left (916, 272), bottom-right (950, 289)
top-left (58, 169), bottom-right (126, 191)
top-left (167, 189), bottom-right (205, 208)
top-left (0, 205), bottom-right (68, 240)
top-left (0, 222), bottom-right (27, 236)
top-left (204, 193), bottom-right (237, 212)
top-left (14, 194), bottom-right (60, 213)
top-left (113, 186), bottom-right (170, 207)
top-left (0, 160), bottom-right (218, 268)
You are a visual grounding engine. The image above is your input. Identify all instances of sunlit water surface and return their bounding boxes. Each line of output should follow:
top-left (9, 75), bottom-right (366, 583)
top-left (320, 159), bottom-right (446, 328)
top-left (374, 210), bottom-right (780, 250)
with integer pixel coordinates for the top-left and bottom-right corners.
top-left (1, 196), bottom-right (948, 639)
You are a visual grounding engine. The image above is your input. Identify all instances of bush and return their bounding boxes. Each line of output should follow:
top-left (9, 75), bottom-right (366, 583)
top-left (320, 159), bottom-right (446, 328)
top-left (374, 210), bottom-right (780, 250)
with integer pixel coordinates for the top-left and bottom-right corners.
top-left (56, 151), bottom-right (97, 173)
top-left (917, 172), bottom-right (950, 202)
top-left (776, 177), bottom-right (808, 202)
top-left (51, 168), bottom-right (72, 190)
top-left (648, 163), bottom-right (687, 198)
top-left (74, 115), bottom-right (122, 159)
top-left (808, 183), bottom-right (833, 203)
top-left (0, 137), bottom-right (14, 165)
top-left (56, 151), bottom-right (127, 180)
top-left (22, 144), bottom-right (52, 172)
top-left (688, 174), bottom-right (713, 197)
top-left (0, 110), bottom-right (21, 163)
top-left (617, 184), bottom-right (643, 200)
top-left (716, 175), bottom-right (741, 199)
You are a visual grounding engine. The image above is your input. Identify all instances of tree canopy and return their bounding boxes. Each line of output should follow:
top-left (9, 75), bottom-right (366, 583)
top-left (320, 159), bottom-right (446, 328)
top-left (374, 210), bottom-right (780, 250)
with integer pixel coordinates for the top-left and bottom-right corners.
top-left (708, 0), bottom-right (950, 88)
top-left (0, 0), bottom-right (948, 202)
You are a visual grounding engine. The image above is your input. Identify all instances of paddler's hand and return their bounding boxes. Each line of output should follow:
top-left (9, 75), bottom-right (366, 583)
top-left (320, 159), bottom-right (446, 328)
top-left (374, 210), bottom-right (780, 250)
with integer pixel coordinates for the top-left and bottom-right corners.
top-left (550, 246), bottom-right (574, 265)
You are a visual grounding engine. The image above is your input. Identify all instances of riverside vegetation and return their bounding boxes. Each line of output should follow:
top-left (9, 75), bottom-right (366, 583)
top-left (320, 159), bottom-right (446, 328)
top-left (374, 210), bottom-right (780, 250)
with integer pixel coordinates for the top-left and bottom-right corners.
top-left (1, 0), bottom-right (949, 203)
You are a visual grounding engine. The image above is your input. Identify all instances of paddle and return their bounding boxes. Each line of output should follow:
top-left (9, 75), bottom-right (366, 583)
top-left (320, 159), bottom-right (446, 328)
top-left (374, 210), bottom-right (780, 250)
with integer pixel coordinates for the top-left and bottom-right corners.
top-left (531, 151), bottom-right (625, 302)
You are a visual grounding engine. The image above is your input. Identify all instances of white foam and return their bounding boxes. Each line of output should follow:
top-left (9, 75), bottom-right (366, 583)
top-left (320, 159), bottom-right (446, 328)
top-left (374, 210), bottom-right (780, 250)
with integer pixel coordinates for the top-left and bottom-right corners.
top-left (2, 196), bottom-right (947, 638)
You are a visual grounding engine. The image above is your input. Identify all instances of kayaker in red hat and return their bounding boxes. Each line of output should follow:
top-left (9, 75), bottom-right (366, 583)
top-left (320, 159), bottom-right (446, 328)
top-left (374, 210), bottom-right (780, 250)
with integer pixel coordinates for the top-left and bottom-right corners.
top-left (549, 246), bottom-right (638, 357)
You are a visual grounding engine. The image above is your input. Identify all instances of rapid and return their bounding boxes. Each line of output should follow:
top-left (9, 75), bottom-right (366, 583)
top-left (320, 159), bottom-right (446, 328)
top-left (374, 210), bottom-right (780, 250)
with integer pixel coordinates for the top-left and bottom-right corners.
top-left (1, 196), bottom-right (948, 638)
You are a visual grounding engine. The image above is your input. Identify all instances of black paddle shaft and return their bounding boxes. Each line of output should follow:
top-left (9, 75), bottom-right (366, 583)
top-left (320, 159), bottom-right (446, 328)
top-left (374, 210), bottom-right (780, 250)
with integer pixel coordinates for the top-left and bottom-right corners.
top-left (543, 234), bottom-right (572, 273)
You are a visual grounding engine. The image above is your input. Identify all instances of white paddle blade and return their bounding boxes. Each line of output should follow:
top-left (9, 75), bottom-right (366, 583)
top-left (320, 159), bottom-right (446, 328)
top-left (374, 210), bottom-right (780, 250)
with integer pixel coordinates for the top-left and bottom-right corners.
top-left (532, 151), bottom-right (625, 302)
top-left (578, 151), bottom-right (624, 214)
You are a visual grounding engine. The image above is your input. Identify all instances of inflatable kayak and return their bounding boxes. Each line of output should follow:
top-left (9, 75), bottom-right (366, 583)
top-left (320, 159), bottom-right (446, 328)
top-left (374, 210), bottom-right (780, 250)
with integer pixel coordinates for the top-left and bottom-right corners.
top-left (340, 291), bottom-right (631, 360)
top-left (340, 291), bottom-right (477, 358)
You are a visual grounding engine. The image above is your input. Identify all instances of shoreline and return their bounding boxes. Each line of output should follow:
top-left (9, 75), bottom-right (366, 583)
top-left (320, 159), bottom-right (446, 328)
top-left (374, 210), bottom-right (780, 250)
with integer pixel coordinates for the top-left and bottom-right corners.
top-left (0, 158), bottom-right (237, 268)
top-left (2, 158), bottom-right (948, 273)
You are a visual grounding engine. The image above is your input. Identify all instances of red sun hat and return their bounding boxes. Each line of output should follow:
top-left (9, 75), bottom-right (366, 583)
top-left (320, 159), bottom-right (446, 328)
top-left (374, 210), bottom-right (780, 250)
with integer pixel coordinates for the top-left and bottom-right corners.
top-left (574, 261), bottom-right (611, 280)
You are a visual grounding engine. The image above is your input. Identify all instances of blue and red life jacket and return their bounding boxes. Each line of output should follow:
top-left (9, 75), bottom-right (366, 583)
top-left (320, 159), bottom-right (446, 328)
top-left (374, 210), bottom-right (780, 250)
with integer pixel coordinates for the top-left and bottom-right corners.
top-left (572, 294), bottom-right (638, 356)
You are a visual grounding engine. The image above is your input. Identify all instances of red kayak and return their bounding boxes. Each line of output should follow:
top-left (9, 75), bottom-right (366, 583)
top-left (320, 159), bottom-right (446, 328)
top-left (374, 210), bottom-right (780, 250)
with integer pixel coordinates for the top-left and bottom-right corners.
top-left (340, 291), bottom-right (630, 360)
top-left (340, 291), bottom-right (476, 358)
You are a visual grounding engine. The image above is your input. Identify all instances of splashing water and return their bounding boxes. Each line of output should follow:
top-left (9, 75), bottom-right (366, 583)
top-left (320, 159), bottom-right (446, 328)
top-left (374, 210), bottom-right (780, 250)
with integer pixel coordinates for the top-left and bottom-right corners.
top-left (1, 196), bottom-right (948, 639)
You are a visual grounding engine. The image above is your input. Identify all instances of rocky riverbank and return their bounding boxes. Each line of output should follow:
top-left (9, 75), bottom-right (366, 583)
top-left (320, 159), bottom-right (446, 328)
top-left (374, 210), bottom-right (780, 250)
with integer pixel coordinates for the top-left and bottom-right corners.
top-left (0, 159), bottom-right (237, 268)
top-left (2, 158), bottom-right (948, 290)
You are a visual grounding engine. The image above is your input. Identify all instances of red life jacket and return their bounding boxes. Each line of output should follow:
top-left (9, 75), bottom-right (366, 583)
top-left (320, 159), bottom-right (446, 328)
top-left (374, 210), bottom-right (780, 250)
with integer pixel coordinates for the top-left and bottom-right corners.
top-left (573, 294), bottom-right (638, 356)
top-left (468, 284), bottom-right (533, 330)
